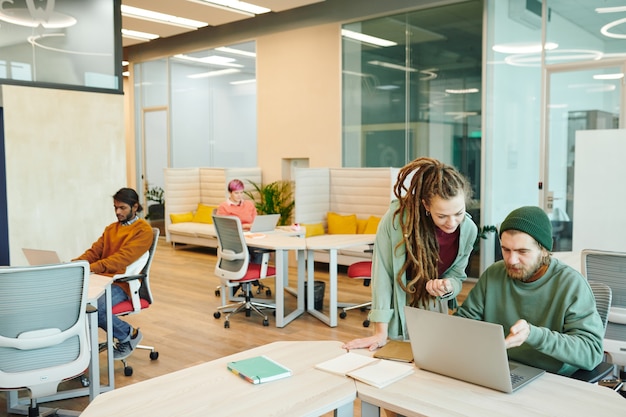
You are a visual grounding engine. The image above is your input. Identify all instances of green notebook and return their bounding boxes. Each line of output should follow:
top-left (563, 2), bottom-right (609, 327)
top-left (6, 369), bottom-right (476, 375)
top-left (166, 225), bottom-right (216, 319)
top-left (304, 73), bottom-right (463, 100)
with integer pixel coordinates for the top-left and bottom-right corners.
top-left (227, 355), bottom-right (292, 384)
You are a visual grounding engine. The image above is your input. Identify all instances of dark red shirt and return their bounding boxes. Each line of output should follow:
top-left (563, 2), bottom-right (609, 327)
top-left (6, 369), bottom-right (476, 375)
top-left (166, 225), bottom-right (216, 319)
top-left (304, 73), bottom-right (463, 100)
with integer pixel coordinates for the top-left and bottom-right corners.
top-left (436, 226), bottom-right (460, 277)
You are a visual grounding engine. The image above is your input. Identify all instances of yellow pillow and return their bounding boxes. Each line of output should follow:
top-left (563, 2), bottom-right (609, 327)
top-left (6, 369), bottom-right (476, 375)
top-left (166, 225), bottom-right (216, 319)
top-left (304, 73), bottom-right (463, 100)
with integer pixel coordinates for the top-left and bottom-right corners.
top-left (170, 212), bottom-right (193, 224)
top-left (363, 216), bottom-right (381, 234)
top-left (356, 218), bottom-right (368, 234)
top-left (327, 212), bottom-right (357, 234)
top-left (302, 223), bottom-right (325, 237)
top-left (192, 204), bottom-right (217, 224)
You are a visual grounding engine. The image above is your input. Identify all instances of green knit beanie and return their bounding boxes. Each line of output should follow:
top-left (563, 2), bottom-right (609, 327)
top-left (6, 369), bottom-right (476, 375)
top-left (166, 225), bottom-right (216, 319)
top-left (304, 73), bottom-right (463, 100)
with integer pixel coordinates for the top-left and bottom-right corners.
top-left (499, 206), bottom-right (553, 251)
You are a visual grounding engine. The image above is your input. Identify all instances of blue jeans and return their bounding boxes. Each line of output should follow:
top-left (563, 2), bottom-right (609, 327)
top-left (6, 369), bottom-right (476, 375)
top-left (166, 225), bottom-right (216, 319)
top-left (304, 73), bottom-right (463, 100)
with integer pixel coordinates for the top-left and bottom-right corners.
top-left (98, 283), bottom-right (132, 342)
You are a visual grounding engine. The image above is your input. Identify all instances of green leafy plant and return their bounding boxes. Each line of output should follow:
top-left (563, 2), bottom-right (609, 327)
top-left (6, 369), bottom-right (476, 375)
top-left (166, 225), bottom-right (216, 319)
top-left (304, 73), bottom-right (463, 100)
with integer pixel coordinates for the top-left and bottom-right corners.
top-left (474, 224), bottom-right (497, 250)
top-left (145, 186), bottom-right (165, 205)
top-left (245, 180), bottom-right (295, 226)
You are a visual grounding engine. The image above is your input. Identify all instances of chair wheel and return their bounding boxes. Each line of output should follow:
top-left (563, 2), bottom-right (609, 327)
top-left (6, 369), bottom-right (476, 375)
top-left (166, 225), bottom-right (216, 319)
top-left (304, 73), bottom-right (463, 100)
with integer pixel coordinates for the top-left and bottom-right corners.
top-left (150, 351), bottom-right (159, 360)
top-left (263, 319), bottom-right (269, 326)
top-left (214, 312), bottom-right (221, 319)
top-left (340, 311), bottom-right (347, 319)
top-left (363, 319), bottom-right (370, 327)
top-left (224, 321), bottom-right (230, 328)
top-left (266, 289), bottom-right (272, 296)
top-left (215, 290), bottom-right (220, 296)
top-left (245, 310), bottom-right (251, 317)
top-left (124, 366), bottom-right (133, 376)
top-left (80, 375), bottom-right (90, 387)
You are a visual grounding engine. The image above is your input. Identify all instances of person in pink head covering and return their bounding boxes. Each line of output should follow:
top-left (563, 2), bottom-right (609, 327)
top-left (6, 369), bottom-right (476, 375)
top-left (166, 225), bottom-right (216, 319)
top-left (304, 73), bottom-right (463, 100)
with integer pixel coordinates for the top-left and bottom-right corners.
top-left (216, 179), bottom-right (257, 231)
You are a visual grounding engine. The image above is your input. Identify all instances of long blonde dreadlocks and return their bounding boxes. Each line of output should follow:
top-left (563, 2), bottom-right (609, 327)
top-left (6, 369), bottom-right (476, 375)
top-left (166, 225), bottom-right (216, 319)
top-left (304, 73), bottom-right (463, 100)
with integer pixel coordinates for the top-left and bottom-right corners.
top-left (392, 157), bottom-right (472, 307)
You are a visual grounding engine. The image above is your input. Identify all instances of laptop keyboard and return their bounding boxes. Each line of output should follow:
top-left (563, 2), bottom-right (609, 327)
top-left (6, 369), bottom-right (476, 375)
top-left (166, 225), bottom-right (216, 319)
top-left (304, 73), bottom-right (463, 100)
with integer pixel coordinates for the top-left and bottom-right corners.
top-left (510, 372), bottom-right (525, 385)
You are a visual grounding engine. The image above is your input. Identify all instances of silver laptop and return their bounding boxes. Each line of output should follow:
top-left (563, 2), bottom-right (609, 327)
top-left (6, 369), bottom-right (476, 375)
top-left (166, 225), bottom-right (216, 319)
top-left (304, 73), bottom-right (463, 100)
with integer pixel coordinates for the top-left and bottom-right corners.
top-left (22, 248), bottom-right (62, 265)
top-left (249, 214), bottom-right (280, 232)
top-left (404, 306), bottom-right (545, 393)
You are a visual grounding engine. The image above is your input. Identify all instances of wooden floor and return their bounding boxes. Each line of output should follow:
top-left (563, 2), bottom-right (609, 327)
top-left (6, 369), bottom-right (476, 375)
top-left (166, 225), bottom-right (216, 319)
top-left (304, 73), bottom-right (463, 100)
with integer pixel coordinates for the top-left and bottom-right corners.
top-left (2, 237), bottom-right (474, 416)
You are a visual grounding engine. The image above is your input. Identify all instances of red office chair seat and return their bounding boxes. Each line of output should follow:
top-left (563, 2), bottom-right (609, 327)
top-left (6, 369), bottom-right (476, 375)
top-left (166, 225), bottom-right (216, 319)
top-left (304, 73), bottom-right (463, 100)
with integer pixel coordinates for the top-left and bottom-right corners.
top-left (242, 263), bottom-right (276, 281)
top-left (341, 261), bottom-right (372, 327)
top-left (112, 299), bottom-right (151, 315)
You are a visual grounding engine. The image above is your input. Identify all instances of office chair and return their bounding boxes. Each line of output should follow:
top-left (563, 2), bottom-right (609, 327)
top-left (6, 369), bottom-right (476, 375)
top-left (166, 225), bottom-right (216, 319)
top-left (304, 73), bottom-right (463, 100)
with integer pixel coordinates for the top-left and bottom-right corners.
top-left (212, 214), bottom-right (276, 328)
top-left (339, 260), bottom-right (372, 328)
top-left (569, 280), bottom-right (616, 383)
top-left (110, 227), bottom-right (160, 376)
top-left (0, 261), bottom-right (91, 417)
top-left (581, 249), bottom-right (626, 378)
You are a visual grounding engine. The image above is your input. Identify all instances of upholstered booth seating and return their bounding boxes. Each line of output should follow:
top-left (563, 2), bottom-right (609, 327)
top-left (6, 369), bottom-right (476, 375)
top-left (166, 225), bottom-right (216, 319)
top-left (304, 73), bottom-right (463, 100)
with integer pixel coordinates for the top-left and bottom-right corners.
top-left (164, 167), bottom-right (261, 248)
top-left (294, 167), bottom-right (397, 267)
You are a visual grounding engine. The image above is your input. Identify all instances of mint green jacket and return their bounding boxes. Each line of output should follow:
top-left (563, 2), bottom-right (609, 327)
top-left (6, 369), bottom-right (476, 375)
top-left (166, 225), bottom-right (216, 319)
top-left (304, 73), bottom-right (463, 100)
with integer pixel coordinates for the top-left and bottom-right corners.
top-left (456, 258), bottom-right (604, 375)
top-left (368, 199), bottom-right (478, 339)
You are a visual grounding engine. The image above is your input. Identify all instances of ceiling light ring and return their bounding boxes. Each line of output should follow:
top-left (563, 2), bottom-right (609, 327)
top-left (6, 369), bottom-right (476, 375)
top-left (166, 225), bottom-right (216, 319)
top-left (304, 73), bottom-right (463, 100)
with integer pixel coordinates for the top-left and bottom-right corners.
top-left (601, 18), bottom-right (626, 39)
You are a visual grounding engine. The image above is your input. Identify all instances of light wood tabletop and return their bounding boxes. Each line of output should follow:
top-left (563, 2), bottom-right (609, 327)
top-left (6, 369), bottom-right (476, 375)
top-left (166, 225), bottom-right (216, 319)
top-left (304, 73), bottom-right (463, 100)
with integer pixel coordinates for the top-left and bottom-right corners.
top-left (79, 340), bottom-right (356, 417)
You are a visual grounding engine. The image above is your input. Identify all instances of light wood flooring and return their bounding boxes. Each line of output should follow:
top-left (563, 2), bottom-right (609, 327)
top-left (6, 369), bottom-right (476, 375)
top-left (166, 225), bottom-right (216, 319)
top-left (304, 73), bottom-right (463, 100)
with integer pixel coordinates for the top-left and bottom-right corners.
top-left (2, 237), bottom-right (474, 416)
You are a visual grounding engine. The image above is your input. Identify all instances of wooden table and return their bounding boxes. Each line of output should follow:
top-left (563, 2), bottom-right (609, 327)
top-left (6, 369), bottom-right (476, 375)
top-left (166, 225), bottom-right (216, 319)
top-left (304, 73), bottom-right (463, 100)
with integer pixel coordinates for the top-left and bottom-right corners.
top-left (245, 232), bottom-right (307, 327)
top-left (305, 234), bottom-right (376, 327)
top-left (357, 364), bottom-right (626, 416)
top-left (79, 341), bottom-right (356, 417)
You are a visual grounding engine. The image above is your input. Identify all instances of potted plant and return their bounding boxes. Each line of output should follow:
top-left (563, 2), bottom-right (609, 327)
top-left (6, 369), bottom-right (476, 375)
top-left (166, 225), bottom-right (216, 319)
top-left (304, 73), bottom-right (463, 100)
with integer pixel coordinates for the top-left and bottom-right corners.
top-left (245, 180), bottom-right (295, 226)
top-left (145, 185), bottom-right (165, 220)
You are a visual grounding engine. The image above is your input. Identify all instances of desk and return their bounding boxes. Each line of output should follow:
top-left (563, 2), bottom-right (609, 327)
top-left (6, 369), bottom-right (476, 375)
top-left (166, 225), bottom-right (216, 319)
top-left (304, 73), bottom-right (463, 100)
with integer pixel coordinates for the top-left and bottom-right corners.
top-left (79, 341), bottom-right (356, 417)
top-left (357, 365), bottom-right (626, 417)
top-left (7, 274), bottom-right (115, 414)
top-left (245, 233), bottom-right (306, 327)
top-left (305, 234), bottom-right (376, 327)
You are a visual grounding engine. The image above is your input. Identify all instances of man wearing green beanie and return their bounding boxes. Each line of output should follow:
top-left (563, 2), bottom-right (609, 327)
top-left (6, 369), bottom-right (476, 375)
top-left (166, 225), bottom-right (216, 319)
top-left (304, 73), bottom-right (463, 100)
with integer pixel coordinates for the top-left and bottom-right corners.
top-left (456, 206), bottom-right (604, 376)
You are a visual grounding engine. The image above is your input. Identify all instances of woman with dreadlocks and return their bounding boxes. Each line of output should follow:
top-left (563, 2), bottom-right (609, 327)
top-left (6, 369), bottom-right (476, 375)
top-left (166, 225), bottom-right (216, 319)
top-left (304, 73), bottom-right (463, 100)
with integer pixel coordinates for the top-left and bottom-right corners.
top-left (343, 157), bottom-right (478, 351)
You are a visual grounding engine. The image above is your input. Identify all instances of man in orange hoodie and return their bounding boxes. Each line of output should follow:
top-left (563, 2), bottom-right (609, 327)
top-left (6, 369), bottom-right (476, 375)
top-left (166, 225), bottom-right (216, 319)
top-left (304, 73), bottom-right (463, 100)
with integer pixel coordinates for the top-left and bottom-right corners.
top-left (75, 188), bottom-right (153, 360)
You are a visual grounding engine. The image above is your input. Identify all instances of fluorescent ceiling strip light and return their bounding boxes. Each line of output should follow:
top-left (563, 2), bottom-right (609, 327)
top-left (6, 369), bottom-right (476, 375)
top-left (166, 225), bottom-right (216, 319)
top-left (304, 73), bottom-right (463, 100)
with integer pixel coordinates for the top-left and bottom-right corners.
top-left (123, 71), bottom-right (130, 77)
top-left (368, 60), bottom-right (417, 72)
top-left (601, 18), bottom-right (626, 39)
top-left (122, 61), bottom-right (129, 66)
top-left (121, 5), bottom-right (207, 29)
top-left (230, 79), bottom-right (256, 85)
top-left (174, 54), bottom-right (243, 67)
top-left (376, 85), bottom-right (400, 90)
top-left (492, 42), bottom-right (558, 54)
top-left (121, 29), bottom-right (159, 41)
top-left (342, 29), bottom-right (397, 47)
top-left (188, 68), bottom-right (240, 79)
top-left (596, 6), bottom-right (626, 13)
top-left (593, 73), bottom-right (624, 80)
top-left (189, 0), bottom-right (269, 16)
top-left (215, 47), bottom-right (256, 57)
top-left (445, 88), bottom-right (479, 94)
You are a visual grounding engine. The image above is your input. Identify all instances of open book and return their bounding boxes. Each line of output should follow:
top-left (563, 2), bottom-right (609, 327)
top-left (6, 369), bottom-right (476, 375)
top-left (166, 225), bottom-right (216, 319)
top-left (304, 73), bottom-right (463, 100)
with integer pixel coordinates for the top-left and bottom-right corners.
top-left (227, 355), bottom-right (292, 384)
top-left (315, 352), bottom-right (414, 389)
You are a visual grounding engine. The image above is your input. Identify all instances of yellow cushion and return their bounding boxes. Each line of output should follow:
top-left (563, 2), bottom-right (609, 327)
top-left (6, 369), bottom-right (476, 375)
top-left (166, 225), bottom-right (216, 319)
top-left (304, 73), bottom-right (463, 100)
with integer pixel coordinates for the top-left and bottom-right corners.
top-left (356, 218), bottom-right (368, 234)
top-left (170, 212), bottom-right (194, 224)
top-left (327, 212), bottom-right (357, 234)
top-left (363, 216), bottom-right (381, 234)
top-left (192, 204), bottom-right (217, 224)
top-left (302, 223), bottom-right (325, 238)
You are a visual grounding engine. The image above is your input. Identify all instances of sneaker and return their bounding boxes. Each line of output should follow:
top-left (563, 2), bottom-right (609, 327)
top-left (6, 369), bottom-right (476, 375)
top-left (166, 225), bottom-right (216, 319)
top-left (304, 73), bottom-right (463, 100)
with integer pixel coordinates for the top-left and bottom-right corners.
top-left (113, 328), bottom-right (143, 360)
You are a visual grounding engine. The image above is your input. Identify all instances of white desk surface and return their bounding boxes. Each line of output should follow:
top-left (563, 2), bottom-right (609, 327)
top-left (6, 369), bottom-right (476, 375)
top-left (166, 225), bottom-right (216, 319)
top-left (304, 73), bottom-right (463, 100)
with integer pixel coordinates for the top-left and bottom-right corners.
top-left (79, 341), bottom-right (356, 417)
top-left (306, 234), bottom-right (375, 327)
top-left (357, 364), bottom-right (625, 417)
top-left (245, 233), bottom-right (307, 327)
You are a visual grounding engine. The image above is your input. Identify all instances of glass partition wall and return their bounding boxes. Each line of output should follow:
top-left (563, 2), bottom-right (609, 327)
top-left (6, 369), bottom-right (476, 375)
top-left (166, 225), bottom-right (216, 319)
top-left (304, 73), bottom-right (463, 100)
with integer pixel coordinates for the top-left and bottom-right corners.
top-left (133, 41), bottom-right (257, 206)
top-left (341, 1), bottom-right (484, 275)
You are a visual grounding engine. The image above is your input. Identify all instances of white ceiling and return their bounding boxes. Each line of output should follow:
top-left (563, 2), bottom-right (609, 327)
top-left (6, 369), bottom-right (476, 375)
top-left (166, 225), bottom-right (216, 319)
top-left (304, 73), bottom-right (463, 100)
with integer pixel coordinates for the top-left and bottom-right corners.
top-left (121, 0), bottom-right (326, 47)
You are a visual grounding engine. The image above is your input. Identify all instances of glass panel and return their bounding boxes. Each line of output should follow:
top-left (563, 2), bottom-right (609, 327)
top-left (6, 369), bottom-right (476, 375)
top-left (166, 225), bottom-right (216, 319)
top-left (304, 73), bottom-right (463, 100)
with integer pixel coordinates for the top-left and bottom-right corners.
top-left (0, 0), bottom-right (119, 91)
top-left (546, 0), bottom-right (626, 65)
top-left (547, 66), bottom-right (620, 251)
top-left (341, 1), bottom-right (483, 275)
top-left (169, 41), bottom-right (257, 168)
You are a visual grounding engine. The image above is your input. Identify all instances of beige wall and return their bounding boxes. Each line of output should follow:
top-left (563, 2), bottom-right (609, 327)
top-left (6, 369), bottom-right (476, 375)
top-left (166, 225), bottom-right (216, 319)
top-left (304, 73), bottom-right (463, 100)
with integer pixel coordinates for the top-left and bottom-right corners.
top-left (254, 23), bottom-right (342, 183)
top-left (2, 85), bottom-right (126, 265)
